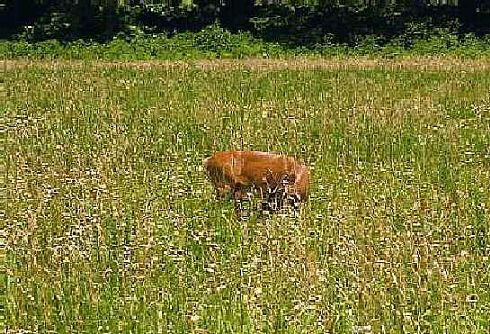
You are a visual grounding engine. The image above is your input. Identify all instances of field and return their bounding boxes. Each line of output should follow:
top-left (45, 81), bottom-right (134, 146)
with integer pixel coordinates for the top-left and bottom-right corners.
top-left (4, 58), bottom-right (490, 333)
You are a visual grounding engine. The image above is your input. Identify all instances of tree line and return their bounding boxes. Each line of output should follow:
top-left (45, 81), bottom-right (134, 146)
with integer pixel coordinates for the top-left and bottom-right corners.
top-left (2, 0), bottom-right (490, 45)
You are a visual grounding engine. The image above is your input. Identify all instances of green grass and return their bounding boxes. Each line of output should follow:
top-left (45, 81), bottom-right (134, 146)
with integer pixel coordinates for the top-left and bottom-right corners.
top-left (4, 58), bottom-right (490, 333)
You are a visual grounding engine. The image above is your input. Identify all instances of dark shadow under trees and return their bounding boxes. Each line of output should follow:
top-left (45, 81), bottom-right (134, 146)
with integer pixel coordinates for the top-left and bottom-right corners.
top-left (1, 0), bottom-right (490, 47)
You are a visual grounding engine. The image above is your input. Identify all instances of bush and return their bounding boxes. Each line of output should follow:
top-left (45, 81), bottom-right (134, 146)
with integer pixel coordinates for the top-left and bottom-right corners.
top-left (3, 22), bottom-right (490, 60)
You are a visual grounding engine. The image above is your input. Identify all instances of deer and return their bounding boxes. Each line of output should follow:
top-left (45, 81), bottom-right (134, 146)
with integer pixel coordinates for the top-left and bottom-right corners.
top-left (204, 151), bottom-right (310, 212)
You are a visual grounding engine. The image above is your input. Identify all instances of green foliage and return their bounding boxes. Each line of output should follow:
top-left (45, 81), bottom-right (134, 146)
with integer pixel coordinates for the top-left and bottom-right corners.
top-left (0, 24), bottom-right (290, 60)
top-left (3, 0), bottom-right (490, 60)
top-left (4, 1), bottom-right (490, 47)
top-left (10, 4), bottom-right (125, 42)
top-left (3, 22), bottom-right (490, 59)
top-left (194, 24), bottom-right (240, 55)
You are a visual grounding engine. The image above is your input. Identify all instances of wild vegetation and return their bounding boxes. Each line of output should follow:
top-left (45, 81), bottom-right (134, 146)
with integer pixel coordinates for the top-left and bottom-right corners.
top-left (4, 22), bottom-right (490, 60)
top-left (2, 1), bottom-right (490, 60)
top-left (5, 58), bottom-right (490, 332)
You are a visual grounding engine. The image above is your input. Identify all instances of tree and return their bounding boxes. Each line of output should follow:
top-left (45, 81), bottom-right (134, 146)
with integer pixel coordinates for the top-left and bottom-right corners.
top-left (220, 0), bottom-right (255, 31)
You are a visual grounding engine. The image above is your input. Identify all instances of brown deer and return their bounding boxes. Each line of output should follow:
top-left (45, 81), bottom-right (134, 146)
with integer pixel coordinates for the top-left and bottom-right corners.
top-left (204, 151), bottom-right (310, 211)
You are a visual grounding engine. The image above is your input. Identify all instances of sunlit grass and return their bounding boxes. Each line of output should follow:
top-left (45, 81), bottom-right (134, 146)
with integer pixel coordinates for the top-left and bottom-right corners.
top-left (4, 58), bottom-right (490, 333)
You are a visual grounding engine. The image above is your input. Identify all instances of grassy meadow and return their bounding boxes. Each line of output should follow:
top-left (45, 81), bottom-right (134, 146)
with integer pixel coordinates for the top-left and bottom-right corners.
top-left (4, 58), bottom-right (490, 333)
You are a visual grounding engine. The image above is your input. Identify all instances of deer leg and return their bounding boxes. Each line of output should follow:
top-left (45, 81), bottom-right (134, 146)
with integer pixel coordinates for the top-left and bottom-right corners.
top-left (232, 184), bottom-right (243, 212)
top-left (268, 174), bottom-right (291, 211)
top-left (287, 193), bottom-right (301, 210)
top-left (233, 183), bottom-right (255, 213)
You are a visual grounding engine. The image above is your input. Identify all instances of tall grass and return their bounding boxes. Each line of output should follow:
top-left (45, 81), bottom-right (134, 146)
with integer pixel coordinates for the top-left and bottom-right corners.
top-left (4, 58), bottom-right (490, 333)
